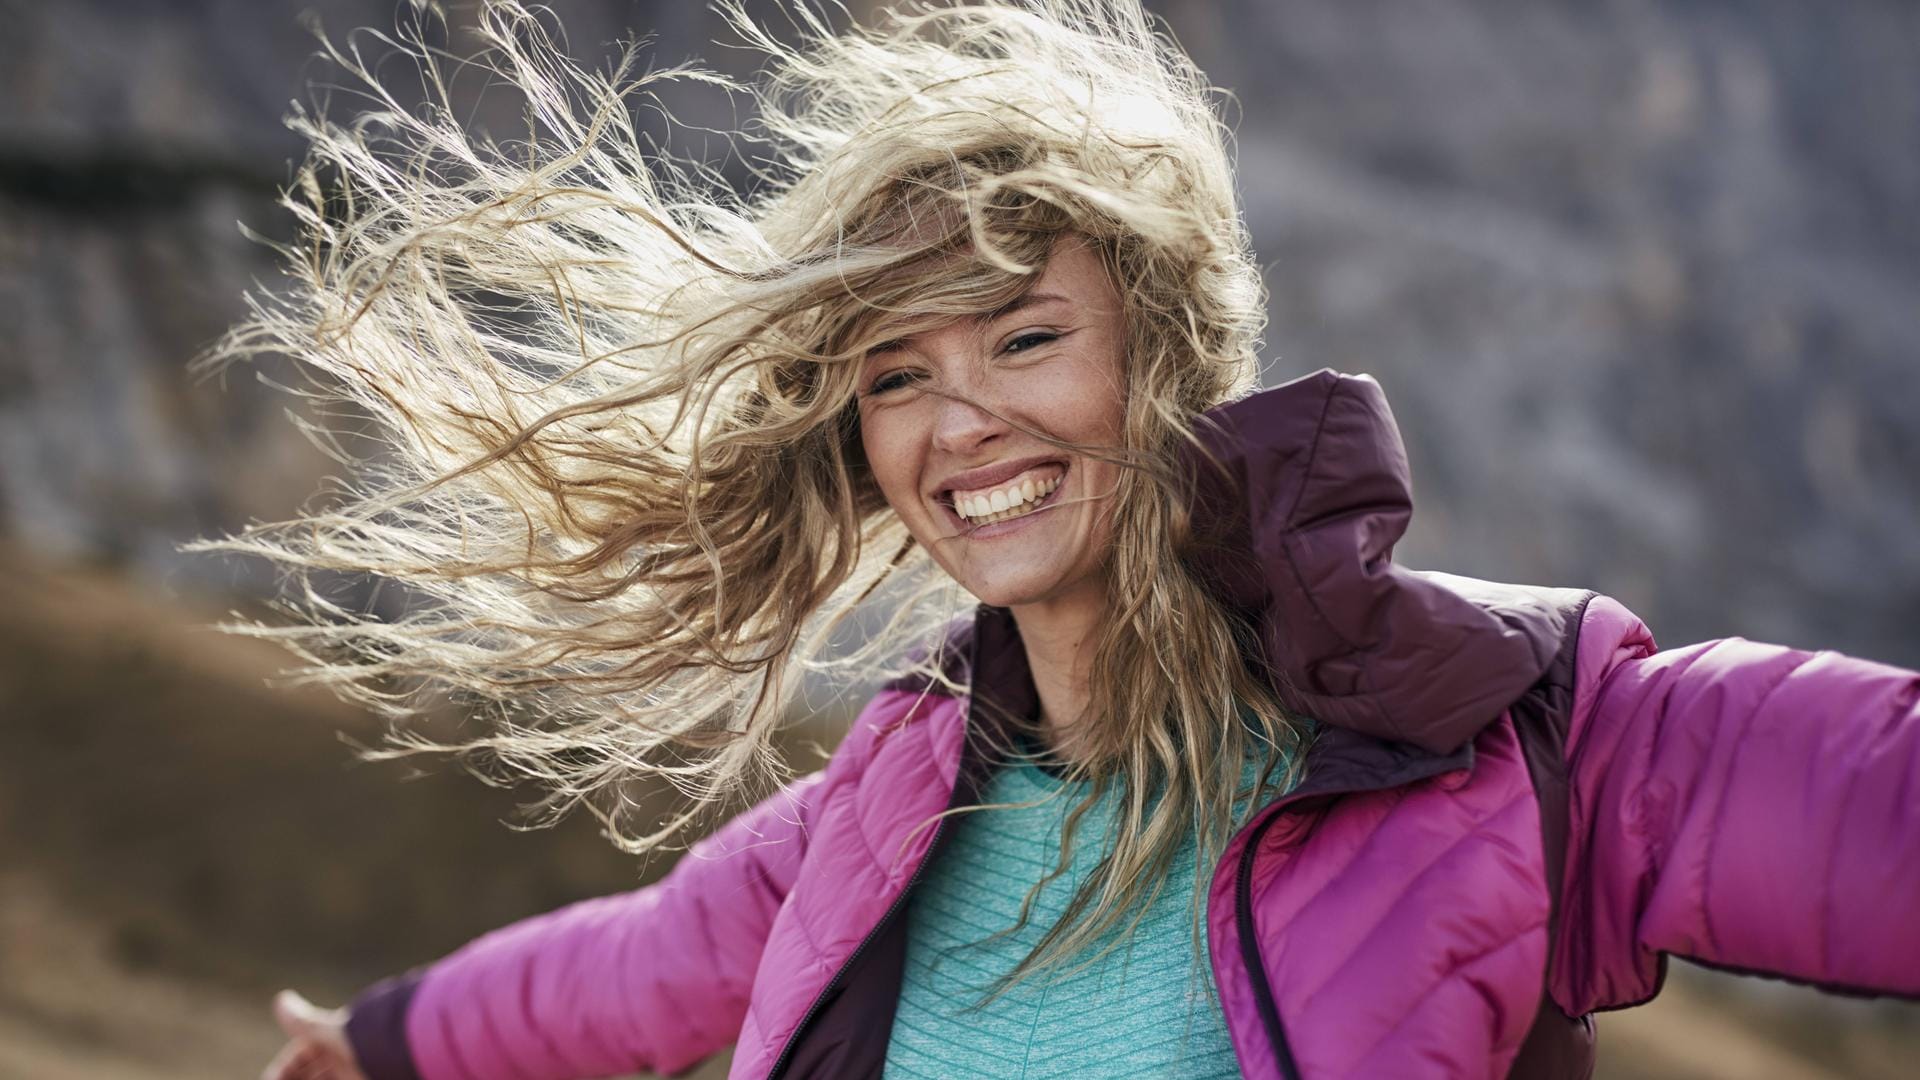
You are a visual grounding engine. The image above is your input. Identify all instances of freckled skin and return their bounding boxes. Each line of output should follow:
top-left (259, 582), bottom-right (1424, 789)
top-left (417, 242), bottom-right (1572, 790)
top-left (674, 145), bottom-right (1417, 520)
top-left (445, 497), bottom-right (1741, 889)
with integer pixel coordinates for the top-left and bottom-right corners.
top-left (855, 239), bottom-right (1128, 616)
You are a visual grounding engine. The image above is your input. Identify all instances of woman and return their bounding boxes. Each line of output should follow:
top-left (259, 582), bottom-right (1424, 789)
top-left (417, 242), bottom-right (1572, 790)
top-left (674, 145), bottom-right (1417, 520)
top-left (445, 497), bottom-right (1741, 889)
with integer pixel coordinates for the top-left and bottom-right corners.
top-left (211, 2), bottom-right (1920, 1078)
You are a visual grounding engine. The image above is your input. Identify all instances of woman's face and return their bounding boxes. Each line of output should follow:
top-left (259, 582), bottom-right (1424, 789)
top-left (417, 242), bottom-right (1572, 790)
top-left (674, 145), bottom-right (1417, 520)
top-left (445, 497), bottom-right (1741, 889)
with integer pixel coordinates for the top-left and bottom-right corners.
top-left (856, 238), bottom-right (1127, 610)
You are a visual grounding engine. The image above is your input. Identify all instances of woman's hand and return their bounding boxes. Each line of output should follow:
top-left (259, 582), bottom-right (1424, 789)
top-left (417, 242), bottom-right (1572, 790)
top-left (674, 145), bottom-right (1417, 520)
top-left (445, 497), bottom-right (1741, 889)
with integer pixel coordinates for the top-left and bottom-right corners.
top-left (260, 989), bottom-right (368, 1080)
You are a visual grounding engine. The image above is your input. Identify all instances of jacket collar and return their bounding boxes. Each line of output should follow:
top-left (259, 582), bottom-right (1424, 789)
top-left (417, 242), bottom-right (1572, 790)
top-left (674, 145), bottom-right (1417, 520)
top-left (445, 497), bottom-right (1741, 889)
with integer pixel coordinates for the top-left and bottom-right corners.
top-left (954, 599), bottom-right (1475, 803)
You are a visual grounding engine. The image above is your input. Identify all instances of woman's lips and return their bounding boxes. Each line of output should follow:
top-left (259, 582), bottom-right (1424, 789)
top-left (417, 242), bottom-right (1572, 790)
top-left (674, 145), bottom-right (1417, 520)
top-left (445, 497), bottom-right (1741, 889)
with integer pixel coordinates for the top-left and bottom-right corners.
top-left (949, 462), bottom-right (1066, 522)
top-left (943, 463), bottom-right (1069, 537)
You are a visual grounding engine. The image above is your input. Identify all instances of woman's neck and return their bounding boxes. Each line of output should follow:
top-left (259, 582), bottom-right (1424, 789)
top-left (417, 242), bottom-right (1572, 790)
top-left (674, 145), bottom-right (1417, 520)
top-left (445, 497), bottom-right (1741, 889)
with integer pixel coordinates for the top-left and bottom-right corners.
top-left (1008, 576), bottom-right (1107, 761)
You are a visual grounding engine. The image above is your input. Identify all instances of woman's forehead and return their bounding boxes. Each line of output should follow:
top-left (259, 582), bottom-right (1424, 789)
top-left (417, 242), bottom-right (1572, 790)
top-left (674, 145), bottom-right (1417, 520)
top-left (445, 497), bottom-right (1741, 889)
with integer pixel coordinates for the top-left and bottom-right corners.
top-left (859, 238), bottom-right (1112, 342)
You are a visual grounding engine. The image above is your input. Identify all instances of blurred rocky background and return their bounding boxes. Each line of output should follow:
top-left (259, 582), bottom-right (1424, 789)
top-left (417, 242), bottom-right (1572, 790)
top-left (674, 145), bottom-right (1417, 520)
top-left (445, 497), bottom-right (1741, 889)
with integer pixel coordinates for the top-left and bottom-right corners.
top-left (1, 0), bottom-right (1915, 1076)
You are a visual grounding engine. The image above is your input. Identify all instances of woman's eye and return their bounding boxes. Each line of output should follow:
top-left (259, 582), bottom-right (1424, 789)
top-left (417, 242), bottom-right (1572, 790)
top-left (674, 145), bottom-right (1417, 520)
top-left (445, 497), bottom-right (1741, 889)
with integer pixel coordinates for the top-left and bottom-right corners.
top-left (867, 369), bottom-right (921, 395)
top-left (1003, 331), bottom-right (1060, 355)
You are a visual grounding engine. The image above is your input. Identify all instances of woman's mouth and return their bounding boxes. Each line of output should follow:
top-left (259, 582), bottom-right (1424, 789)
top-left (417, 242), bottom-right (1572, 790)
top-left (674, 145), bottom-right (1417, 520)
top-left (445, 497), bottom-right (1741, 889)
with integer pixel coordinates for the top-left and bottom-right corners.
top-left (944, 462), bottom-right (1067, 531)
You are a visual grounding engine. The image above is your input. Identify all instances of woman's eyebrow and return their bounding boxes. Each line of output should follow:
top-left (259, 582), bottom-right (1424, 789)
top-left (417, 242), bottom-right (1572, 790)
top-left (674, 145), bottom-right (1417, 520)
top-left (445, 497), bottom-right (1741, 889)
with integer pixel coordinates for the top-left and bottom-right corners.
top-left (983, 291), bottom-right (1071, 323)
top-left (864, 291), bottom-right (1073, 360)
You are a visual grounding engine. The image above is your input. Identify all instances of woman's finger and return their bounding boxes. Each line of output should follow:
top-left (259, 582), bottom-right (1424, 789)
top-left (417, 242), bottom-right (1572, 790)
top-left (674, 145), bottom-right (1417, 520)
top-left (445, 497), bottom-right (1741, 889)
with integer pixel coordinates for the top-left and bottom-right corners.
top-left (267, 989), bottom-right (362, 1080)
top-left (274, 988), bottom-right (349, 1046)
top-left (275, 989), bottom-right (320, 1035)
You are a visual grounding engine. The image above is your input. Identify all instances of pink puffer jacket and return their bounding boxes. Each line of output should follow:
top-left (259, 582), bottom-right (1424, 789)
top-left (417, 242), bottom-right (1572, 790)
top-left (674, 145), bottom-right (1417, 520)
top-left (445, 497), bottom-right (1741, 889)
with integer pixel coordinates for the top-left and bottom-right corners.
top-left (344, 370), bottom-right (1920, 1079)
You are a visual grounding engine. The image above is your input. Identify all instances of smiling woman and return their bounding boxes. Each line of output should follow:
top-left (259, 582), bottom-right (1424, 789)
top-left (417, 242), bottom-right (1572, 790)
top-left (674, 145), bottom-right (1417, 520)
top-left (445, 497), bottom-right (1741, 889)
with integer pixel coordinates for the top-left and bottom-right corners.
top-left (191, 2), bottom-right (1920, 1079)
top-left (857, 238), bottom-right (1133, 752)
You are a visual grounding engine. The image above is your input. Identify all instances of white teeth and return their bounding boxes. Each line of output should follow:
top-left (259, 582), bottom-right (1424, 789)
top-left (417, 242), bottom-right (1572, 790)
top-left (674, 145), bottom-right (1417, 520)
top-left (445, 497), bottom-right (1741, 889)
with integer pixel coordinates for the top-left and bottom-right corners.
top-left (954, 471), bottom-right (1063, 525)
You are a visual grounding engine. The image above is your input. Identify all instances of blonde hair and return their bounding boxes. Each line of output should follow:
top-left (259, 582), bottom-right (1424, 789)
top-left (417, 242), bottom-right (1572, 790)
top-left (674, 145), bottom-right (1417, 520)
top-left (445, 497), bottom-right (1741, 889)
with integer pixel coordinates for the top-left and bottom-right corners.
top-left (189, 0), bottom-right (1311, 992)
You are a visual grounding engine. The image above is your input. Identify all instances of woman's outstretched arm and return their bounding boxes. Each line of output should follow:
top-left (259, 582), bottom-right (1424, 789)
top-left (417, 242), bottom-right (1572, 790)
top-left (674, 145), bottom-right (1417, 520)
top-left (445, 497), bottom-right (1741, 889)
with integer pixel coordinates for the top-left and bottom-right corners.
top-left (363, 777), bottom-right (830, 1080)
top-left (309, 692), bottom-right (898, 1080)
top-left (333, 771), bottom-right (831, 1080)
top-left (1551, 595), bottom-right (1920, 1014)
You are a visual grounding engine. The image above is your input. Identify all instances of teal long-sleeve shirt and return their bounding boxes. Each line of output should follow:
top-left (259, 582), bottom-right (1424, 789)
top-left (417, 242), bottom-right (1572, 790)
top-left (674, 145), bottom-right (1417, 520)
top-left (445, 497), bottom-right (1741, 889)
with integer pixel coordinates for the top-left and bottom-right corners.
top-left (882, 751), bottom-right (1294, 1078)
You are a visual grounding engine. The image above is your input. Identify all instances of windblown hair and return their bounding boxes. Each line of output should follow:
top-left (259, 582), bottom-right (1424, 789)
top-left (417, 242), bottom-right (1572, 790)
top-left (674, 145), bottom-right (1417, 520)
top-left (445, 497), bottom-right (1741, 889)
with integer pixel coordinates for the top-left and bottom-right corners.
top-left (189, 0), bottom-right (1312, 993)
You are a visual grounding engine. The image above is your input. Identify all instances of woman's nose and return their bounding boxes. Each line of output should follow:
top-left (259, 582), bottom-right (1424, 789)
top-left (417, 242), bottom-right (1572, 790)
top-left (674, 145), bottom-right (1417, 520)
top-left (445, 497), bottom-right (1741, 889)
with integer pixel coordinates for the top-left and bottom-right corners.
top-left (930, 391), bottom-right (1007, 454)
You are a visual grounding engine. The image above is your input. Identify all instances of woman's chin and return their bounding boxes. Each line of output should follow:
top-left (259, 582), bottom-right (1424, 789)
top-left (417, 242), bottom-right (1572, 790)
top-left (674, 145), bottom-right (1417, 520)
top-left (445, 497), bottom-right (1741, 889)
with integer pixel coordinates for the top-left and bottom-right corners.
top-left (954, 563), bottom-right (1085, 610)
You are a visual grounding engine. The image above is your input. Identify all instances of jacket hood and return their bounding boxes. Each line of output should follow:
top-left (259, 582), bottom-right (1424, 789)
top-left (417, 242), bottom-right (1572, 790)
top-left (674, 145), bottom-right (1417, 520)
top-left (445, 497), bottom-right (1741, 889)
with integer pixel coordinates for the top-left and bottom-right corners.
top-left (1182, 368), bottom-right (1560, 754)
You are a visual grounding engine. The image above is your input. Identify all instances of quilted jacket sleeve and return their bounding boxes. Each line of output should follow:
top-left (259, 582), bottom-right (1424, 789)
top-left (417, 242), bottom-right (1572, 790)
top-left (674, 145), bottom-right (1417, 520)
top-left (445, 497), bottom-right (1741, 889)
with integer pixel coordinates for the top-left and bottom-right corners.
top-left (1551, 595), bottom-right (1920, 1014)
top-left (344, 714), bottom-right (880, 1080)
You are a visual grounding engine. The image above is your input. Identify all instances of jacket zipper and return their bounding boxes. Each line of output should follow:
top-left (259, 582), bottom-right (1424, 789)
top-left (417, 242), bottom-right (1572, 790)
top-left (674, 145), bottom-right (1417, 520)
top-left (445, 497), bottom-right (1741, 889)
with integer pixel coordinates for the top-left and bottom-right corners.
top-left (1233, 805), bottom-right (1304, 1080)
top-left (763, 811), bottom-right (954, 1079)
top-left (764, 702), bottom-right (977, 1080)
